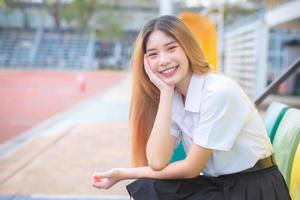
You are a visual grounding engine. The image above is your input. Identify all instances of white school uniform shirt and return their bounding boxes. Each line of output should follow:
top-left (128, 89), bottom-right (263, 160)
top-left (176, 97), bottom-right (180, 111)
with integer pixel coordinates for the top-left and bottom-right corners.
top-left (171, 72), bottom-right (273, 177)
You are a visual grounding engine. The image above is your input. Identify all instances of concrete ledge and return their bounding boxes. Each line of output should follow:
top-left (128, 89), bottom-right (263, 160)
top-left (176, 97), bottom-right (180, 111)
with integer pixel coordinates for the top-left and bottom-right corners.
top-left (0, 195), bottom-right (129, 200)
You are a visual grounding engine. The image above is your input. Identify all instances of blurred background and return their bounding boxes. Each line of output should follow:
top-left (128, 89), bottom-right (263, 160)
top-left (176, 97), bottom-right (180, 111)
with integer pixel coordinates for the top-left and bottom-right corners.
top-left (0, 0), bottom-right (299, 97)
top-left (0, 0), bottom-right (299, 199)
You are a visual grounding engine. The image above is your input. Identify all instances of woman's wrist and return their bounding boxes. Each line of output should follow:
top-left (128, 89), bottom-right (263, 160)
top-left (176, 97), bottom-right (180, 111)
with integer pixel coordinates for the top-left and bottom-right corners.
top-left (119, 167), bottom-right (134, 180)
top-left (119, 167), bottom-right (140, 180)
top-left (160, 87), bottom-right (174, 98)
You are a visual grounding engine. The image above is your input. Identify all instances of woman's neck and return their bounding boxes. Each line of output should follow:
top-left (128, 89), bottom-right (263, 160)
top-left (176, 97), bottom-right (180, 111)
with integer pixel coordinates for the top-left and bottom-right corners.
top-left (175, 70), bottom-right (192, 98)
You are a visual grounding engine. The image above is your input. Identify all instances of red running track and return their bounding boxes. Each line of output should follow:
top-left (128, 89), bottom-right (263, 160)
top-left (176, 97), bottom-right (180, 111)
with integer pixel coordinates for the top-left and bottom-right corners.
top-left (0, 70), bottom-right (126, 145)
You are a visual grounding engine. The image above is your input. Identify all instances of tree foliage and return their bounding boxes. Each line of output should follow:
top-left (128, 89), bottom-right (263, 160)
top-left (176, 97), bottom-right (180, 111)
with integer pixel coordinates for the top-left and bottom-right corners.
top-left (60, 0), bottom-right (127, 40)
top-left (3, 0), bottom-right (30, 29)
top-left (0, 0), bottom-right (5, 8)
top-left (207, 0), bottom-right (262, 26)
top-left (223, 2), bottom-right (260, 25)
top-left (43, 0), bottom-right (63, 30)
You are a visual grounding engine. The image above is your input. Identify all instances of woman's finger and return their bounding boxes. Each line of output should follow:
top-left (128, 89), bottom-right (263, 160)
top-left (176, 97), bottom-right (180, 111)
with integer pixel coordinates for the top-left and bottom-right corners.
top-left (143, 55), bottom-right (173, 90)
top-left (144, 57), bottom-right (153, 76)
top-left (144, 57), bottom-right (160, 81)
top-left (93, 172), bottom-right (110, 182)
top-left (93, 179), bottom-right (108, 189)
top-left (93, 178), bottom-right (115, 190)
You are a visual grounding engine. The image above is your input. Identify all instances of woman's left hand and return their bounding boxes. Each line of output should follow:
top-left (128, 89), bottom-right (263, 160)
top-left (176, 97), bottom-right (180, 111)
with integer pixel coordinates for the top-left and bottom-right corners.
top-left (92, 168), bottom-right (123, 189)
top-left (144, 56), bottom-right (174, 93)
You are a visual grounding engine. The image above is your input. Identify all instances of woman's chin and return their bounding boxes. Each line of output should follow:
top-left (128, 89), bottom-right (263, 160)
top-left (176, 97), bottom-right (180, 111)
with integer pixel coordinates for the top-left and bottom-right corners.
top-left (159, 72), bottom-right (182, 86)
top-left (163, 78), bottom-right (177, 86)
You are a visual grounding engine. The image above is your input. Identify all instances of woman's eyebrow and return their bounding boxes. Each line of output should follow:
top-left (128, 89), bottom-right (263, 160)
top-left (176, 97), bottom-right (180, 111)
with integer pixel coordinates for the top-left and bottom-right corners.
top-left (146, 40), bottom-right (177, 53)
top-left (146, 48), bottom-right (156, 53)
top-left (164, 40), bottom-right (177, 47)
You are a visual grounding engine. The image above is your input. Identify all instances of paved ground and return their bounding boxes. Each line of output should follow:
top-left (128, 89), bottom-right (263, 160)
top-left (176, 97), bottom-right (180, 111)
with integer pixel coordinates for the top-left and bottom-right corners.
top-left (0, 195), bottom-right (128, 200)
top-left (0, 70), bottom-right (131, 200)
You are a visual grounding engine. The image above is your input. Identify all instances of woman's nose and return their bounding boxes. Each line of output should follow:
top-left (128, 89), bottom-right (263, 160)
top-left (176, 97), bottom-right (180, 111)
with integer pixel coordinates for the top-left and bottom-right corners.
top-left (158, 54), bottom-right (171, 67)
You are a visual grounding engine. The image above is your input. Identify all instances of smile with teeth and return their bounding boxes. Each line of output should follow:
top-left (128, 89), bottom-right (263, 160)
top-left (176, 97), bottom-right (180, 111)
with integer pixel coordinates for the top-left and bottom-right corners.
top-left (160, 65), bottom-right (179, 75)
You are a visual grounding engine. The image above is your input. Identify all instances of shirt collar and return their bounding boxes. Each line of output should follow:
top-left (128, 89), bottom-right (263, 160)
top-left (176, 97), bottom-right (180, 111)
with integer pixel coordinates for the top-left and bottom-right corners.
top-left (184, 73), bottom-right (207, 113)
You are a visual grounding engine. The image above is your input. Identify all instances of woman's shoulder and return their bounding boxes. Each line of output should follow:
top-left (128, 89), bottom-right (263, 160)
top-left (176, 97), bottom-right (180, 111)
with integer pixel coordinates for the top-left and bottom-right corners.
top-left (199, 72), bottom-right (234, 94)
top-left (205, 72), bottom-right (234, 83)
top-left (201, 72), bottom-right (254, 107)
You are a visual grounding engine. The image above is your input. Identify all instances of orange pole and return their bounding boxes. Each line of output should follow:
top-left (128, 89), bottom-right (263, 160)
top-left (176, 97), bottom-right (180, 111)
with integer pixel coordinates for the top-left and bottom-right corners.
top-left (180, 12), bottom-right (218, 72)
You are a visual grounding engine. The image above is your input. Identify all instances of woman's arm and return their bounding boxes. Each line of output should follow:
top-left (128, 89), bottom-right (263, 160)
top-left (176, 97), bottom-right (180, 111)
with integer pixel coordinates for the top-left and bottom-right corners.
top-left (93, 143), bottom-right (212, 189)
top-left (143, 57), bottom-right (176, 170)
top-left (146, 89), bottom-right (176, 170)
top-left (130, 143), bottom-right (211, 179)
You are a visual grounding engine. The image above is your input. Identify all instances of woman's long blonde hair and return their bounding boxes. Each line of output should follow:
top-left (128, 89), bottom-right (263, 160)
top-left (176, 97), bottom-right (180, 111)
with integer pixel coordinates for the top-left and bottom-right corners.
top-left (130, 15), bottom-right (211, 167)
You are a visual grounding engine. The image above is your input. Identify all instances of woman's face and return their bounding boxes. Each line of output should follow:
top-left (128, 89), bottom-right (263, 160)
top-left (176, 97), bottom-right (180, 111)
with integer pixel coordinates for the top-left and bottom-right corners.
top-left (145, 30), bottom-right (190, 86)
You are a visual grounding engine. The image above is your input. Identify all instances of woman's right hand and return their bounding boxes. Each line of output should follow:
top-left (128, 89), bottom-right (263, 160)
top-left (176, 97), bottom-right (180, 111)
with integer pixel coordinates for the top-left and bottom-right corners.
top-left (92, 168), bottom-right (123, 190)
top-left (144, 56), bottom-right (174, 93)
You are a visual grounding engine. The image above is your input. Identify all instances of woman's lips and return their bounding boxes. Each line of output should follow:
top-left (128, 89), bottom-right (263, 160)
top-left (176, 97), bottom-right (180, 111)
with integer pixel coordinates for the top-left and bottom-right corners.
top-left (160, 65), bottom-right (179, 78)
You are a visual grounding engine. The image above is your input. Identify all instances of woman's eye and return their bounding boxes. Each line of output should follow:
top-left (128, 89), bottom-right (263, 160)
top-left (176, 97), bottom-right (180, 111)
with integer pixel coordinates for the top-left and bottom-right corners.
top-left (168, 46), bottom-right (176, 51)
top-left (148, 53), bottom-right (157, 58)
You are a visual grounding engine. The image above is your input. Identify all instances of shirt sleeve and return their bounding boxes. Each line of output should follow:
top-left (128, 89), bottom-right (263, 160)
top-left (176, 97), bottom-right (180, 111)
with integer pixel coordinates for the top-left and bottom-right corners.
top-left (192, 86), bottom-right (251, 151)
top-left (171, 120), bottom-right (182, 147)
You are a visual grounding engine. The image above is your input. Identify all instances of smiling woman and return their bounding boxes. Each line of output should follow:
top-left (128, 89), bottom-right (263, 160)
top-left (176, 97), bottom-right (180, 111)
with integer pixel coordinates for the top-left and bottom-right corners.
top-left (92, 15), bottom-right (291, 200)
top-left (144, 30), bottom-right (190, 86)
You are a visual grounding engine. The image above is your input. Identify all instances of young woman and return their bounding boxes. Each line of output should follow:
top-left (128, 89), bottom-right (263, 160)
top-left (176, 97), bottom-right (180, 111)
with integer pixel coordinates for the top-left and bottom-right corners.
top-left (92, 15), bottom-right (291, 200)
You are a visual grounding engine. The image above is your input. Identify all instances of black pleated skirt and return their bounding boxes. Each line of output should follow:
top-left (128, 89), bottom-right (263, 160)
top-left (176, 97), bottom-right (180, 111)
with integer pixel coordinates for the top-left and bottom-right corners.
top-left (126, 166), bottom-right (291, 200)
